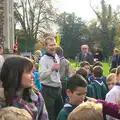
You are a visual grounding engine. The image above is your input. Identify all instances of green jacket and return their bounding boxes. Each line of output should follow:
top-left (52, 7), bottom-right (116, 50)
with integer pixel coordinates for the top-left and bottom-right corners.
top-left (89, 80), bottom-right (107, 100)
top-left (57, 103), bottom-right (77, 120)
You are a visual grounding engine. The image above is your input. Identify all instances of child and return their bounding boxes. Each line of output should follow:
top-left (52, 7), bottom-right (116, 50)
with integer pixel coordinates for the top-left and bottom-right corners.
top-left (76, 67), bottom-right (90, 85)
top-left (89, 61), bottom-right (107, 86)
top-left (87, 66), bottom-right (107, 100)
top-left (106, 73), bottom-right (116, 91)
top-left (67, 101), bottom-right (103, 120)
top-left (80, 61), bottom-right (91, 75)
top-left (110, 68), bottom-right (117, 74)
top-left (106, 65), bottom-right (120, 120)
top-left (33, 63), bottom-right (42, 91)
top-left (55, 46), bottom-right (72, 103)
top-left (80, 61), bottom-right (92, 81)
top-left (0, 107), bottom-right (32, 120)
top-left (57, 74), bottom-right (87, 120)
top-left (0, 56), bottom-right (48, 120)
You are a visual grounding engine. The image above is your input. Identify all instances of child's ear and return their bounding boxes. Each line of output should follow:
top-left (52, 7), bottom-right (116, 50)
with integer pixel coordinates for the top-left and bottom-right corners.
top-left (66, 89), bottom-right (72, 97)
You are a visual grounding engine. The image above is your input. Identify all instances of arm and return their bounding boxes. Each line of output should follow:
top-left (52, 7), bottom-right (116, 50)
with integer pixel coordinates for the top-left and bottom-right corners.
top-left (67, 61), bottom-right (73, 78)
top-left (97, 100), bottom-right (120, 119)
top-left (105, 92), bottom-right (119, 120)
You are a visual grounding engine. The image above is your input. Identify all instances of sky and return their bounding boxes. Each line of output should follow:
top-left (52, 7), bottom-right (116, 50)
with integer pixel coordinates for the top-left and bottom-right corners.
top-left (56, 0), bottom-right (119, 22)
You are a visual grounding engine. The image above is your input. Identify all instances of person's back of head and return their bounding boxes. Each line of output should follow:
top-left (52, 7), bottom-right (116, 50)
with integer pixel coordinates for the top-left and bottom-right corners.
top-left (76, 68), bottom-right (87, 81)
top-left (93, 66), bottom-right (103, 78)
top-left (0, 107), bottom-right (32, 120)
top-left (55, 46), bottom-right (63, 56)
top-left (67, 101), bottom-right (103, 120)
top-left (110, 68), bottom-right (117, 74)
top-left (80, 61), bottom-right (90, 68)
top-left (93, 61), bottom-right (103, 68)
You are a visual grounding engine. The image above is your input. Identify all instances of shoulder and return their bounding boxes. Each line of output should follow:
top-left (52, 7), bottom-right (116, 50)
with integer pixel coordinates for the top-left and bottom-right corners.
top-left (57, 108), bottom-right (69, 120)
top-left (106, 87), bottom-right (116, 98)
top-left (39, 55), bottom-right (49, 64)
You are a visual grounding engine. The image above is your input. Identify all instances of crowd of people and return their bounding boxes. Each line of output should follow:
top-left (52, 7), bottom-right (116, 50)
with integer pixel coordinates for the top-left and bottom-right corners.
top-left (0, 36), bottom-right (120, 120)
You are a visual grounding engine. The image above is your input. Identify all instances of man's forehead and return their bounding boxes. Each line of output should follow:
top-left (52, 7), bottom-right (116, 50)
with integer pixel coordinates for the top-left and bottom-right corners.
top-left (81, 45), bottom-right (88, 49)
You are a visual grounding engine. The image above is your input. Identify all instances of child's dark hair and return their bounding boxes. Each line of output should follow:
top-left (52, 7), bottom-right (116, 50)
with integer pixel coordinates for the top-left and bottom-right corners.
top-left (76, 68), bottom-right (87, 80)
top-left (93, 66), bottom-right (103, 78)
top-left (110, 68), bottom-right (117, 74)
top-left (80, 61), bottom-right (90, 67)
top-left (67, 74), bottom-right (87, 93)
top-left (93, 61), bottom-right (103, 68)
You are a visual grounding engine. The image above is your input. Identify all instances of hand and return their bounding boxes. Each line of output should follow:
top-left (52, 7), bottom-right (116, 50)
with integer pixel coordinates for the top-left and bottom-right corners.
top-left (51, 63), bottom-right (60, 71)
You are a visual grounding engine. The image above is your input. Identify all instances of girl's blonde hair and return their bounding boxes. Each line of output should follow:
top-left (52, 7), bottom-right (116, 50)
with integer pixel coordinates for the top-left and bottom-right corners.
top-left (0, 107), bottom-right (32, 120)
top-left (107, 73), bottom-right (116, 83)
top-left (68, 101), bottom-right (103, 120)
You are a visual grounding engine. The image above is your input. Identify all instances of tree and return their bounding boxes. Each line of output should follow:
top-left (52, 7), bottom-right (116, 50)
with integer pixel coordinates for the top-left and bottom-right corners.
top-left (57, 12), bottom-right (89, 58)
top-left (14, 0), bottom-right (57, 51)
top-left (90, 0), bottom-right (115, 59)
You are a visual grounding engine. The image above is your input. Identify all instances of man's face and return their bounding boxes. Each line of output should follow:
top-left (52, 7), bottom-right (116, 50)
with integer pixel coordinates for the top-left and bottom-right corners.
top-left (45, 39), bottom-right (56, 54)
top-left (81, 46), bottom-right (88, 54)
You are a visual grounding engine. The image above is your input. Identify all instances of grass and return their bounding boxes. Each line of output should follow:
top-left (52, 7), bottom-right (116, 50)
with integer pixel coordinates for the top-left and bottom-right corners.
top-left (70, 61), bottom-right (110, 77)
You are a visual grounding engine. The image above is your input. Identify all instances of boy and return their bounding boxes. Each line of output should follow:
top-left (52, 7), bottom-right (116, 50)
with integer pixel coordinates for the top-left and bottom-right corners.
top-left (106, 73), bottom-right (116, 91)
top-left (80, 61), bottom-right (91, 75)
top-left (80, 61), bottom-right (93, 81)
top-left (89, 61), bottom-right (106, 85)
top-left (55, 46), bottom-right (72, 103)
top-left (67, 101), bottom-right (103, 120)
top-left (87, 66), bottom-right (107, 100)
top-left (57, 74), bottom-right (87, 120)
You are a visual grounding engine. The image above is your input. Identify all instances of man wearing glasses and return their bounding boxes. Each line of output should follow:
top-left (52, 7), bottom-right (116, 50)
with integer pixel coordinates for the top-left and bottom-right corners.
top-left (78, 45), bottom-right (94, 64)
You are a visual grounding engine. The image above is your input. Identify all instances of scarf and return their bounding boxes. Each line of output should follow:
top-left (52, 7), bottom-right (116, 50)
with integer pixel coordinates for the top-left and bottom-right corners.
top-left (13, 88), bottom-right (48, 120)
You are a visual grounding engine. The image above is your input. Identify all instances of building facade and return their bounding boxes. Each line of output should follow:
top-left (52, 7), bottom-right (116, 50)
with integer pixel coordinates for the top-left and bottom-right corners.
top-left (3, 0), bottom-right (14, 51)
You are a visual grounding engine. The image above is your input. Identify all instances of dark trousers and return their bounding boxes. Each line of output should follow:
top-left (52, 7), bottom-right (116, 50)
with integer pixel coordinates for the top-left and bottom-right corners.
top-left (61, 80), bottom-right (67, 104)
top-left (42, 85), bottom-right (63, 120)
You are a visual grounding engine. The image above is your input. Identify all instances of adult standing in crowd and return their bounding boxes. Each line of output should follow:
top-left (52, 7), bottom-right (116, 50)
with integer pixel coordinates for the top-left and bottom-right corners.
top-left (110, 48), bottom-right (120, 71)
top-left (94, 48), bottom-right (102, 62)
top-left (77, 45), bottom-right (94, 64)
top-left (39, 36), bottom-right (63, 120)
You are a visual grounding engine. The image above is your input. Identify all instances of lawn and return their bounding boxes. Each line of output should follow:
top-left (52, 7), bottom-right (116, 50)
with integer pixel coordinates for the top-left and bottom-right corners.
top-left (70, 61), bottom-right (110, 77)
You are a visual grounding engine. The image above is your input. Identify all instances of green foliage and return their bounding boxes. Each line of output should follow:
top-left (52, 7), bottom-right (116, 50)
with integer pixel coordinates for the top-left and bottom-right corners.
top-left (91, 0), bottom-right (115, 59)
top-left (57, 12), bottom-right (89, 58)
top-left (15, 29), bottom-right (36, 52)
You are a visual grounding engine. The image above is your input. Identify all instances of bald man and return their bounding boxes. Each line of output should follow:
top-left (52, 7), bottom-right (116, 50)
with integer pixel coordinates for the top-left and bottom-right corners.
top-left (78, 45), bottom-right (94, 64)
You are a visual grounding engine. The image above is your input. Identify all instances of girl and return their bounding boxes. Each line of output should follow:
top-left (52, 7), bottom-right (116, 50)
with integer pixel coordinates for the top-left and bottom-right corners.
top-left (0, 56), bottom-right (48, 120)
